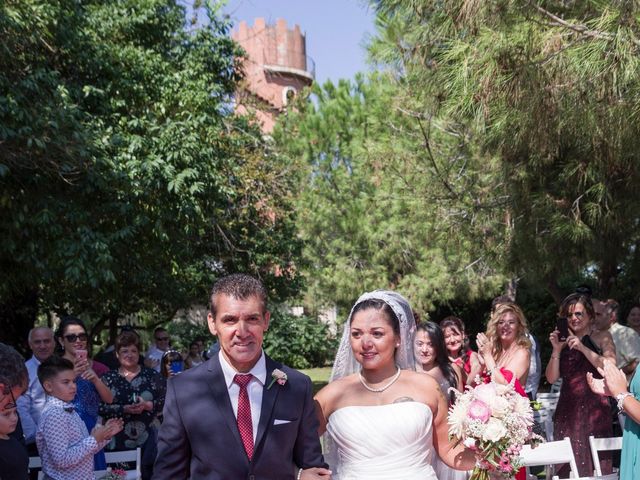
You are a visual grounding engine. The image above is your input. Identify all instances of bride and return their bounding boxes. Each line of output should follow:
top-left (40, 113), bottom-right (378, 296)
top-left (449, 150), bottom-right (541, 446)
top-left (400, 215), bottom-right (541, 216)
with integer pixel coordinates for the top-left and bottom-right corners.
top-left (314, 291), bottom-right (476, 479)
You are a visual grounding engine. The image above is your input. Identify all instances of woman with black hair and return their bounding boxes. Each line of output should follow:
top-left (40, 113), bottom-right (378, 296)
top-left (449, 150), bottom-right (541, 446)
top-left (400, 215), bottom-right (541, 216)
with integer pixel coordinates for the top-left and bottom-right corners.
top-left (414, 321), bottom-right (462, 403)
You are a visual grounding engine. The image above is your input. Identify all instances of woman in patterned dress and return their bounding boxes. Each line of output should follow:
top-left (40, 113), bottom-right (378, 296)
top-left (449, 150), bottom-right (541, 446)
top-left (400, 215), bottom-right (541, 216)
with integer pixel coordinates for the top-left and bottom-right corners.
top-left (99, 331), bottom-right (165, 480)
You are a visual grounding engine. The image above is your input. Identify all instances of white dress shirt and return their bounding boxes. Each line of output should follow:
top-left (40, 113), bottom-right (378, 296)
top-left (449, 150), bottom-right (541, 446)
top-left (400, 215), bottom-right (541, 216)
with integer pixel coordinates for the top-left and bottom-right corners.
top-left (218, 350), bottom-right (267, 441)
top-left (16, 356), bottom-right (47, 444)
top-left (145, 345), bottom-right (166, 372)
top-left (610, 322), bottom-right (640, 370)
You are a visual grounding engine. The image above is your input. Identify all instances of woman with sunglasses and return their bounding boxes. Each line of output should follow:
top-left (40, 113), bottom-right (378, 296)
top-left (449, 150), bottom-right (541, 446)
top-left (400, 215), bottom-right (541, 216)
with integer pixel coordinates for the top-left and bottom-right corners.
top-left (545, 293), bottom-right (616, 478)
top-left (56, 316), bottom-right (114, 470)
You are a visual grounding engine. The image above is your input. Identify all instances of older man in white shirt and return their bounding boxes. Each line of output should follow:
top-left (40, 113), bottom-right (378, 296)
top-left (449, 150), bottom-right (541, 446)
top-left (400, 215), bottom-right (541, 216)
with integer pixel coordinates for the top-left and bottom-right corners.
top-left (602, 299), bottom-right (640, 379)
top-left (16, 326), bottom-right (55, 446)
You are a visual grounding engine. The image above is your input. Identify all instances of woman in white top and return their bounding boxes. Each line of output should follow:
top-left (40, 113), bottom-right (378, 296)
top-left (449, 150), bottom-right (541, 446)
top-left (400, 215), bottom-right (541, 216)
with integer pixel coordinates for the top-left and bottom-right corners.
top-left (314, 291), bottom-right (476, 480)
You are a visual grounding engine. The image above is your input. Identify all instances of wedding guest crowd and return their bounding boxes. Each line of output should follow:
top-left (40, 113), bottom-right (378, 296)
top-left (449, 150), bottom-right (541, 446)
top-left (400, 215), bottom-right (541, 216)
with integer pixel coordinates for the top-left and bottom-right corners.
top-left (5, 276), bottom-right (640, 480)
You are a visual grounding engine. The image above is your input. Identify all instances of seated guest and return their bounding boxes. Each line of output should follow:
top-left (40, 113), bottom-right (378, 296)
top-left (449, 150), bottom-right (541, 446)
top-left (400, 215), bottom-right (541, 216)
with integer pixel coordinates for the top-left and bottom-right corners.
top-left (56, 316), bottom-right (114, 470)
top-left (99, 331), bottom-right (166, 480)
top-left (36, 356), bottom-right (122, 480)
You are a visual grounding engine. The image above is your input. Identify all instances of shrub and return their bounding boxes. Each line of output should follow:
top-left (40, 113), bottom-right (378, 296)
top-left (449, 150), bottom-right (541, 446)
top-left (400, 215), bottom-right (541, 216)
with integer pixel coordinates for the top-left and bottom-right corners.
top-left (263, 309), bottom-right (338, 369)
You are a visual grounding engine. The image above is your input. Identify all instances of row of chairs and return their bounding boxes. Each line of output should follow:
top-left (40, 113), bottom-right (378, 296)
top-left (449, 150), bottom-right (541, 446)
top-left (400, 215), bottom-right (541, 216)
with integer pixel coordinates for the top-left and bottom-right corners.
top-left (521, 435), bottom-right (622, 480)
top-left (28, 448), bottom-right (141, 480)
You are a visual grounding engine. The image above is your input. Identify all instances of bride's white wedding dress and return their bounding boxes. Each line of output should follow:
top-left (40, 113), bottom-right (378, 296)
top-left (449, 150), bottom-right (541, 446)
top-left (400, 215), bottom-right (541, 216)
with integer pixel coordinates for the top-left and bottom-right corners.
top-left (326, 402), bottom-right (438, 479)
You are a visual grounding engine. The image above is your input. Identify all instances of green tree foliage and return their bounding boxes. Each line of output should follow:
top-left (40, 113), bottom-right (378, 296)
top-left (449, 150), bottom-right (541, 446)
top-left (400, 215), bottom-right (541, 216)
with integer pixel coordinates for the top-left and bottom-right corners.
top-left (263, 309), bottom-right (337, 369)
top-left (0, 0), bottom-right (302, 346)
top-left (367, 0), bottom-right (640, 301)
top-left (275, 76), bottom-right (506, 315)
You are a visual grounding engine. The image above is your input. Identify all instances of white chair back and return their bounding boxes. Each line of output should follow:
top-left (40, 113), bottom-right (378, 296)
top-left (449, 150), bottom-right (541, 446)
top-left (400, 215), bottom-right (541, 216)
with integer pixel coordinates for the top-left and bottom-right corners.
top-left (588, 435), bottom-right (622, 476)
top-left (103, 448), bottom-right (142, 479)
top-left (551, 474), bottom-right (618, 480)
top-left (520, 437), bottom-right (578, 480)
top-left (549, 378), bottom-right (563, 393)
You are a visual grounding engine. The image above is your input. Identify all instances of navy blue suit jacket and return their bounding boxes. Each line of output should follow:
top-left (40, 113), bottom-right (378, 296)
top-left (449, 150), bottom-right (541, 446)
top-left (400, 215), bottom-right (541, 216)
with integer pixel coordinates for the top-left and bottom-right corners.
top-left (153, 353), bottom-right (325, 479)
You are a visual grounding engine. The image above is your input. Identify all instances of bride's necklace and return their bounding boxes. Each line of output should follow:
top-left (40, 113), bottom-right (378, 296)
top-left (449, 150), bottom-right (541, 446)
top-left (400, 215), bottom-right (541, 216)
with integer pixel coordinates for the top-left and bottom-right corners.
top-left (358, 367), bottom-right (401, 393)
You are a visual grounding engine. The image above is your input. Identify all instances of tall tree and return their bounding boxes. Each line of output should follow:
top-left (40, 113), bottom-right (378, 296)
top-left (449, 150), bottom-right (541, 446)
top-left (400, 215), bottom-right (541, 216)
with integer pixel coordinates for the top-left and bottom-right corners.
top-left (366, 0), bottom-right (640, 301)
top-left (0, 0), bottom-right (302, 347)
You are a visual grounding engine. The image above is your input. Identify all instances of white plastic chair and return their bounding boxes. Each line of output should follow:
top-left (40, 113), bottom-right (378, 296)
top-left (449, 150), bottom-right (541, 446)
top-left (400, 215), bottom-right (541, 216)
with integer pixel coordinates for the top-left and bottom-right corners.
top-left (533, 406), bottom-right (555, 441)
top-left (588, 435), bottom-right (622, 476)
top-left (28, 456), bottom-right (43, 480)
top-left (101, 448), bottom-right (142, 480)
top-left (550, 378), bottom-right (563, 393)
top-left (551, 474), bottom-right (618, 480)
top-left (520, 437), bottom-right (578, 480)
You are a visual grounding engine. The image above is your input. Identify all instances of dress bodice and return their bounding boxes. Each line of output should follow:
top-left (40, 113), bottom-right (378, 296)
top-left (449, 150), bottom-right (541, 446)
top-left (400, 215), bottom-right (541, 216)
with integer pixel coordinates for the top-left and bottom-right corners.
top-left (326, 402), bottom-right (437, 480)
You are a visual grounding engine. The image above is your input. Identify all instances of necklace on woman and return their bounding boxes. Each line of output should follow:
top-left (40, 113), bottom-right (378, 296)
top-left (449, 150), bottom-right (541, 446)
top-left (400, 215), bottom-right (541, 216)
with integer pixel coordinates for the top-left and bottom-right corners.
top-left (120, 367), bottom-right (140, 379)
top-left (358, 367), bottom-right (401, 393)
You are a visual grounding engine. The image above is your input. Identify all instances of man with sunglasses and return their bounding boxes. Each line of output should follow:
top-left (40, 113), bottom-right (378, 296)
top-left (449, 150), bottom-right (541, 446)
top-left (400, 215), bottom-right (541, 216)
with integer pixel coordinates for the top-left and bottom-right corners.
top-left (16, 327), bottom-right (55, 450)
top-left (145, 327), bottom-right (171, 373)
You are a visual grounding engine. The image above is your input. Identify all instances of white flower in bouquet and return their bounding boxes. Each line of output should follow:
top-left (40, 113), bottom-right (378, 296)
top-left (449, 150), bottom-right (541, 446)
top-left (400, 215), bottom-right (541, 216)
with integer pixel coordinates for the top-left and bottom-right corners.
top-left (489, 396), bottom-right (510, 418)
top-left (482, 418), bottom-right (507, 442)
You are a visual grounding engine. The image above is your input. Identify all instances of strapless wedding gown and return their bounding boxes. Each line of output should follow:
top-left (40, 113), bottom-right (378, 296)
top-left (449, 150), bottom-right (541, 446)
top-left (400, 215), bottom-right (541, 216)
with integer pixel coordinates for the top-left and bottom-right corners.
top-left (326, 402), bottom-right (438, 479)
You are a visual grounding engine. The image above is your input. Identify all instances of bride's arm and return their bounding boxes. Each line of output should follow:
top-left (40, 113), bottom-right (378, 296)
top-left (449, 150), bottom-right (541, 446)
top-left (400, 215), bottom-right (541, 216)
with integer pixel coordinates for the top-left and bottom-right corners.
top-left (430, 380), bottom-right (476, 470)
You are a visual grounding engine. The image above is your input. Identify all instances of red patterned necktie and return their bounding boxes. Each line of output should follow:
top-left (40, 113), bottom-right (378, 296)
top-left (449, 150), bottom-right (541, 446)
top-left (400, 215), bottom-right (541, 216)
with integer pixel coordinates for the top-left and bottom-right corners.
top-left (233, 373), bottom-right (254, 460)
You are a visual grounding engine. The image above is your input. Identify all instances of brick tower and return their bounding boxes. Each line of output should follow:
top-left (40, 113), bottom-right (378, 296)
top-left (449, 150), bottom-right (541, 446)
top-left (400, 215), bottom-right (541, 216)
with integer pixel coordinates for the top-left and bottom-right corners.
top-left (232, 18), bottom-right (314, 133)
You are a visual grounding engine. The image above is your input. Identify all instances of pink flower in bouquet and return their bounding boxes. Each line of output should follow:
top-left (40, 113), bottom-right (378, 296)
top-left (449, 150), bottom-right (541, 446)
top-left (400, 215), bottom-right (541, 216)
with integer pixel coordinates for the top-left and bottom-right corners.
top-left (499, 454), bottom-right (513, 473)
top-left (473, 382), bottom-right (496, 405)
top-left (467, 400), bottom-right (491, 423)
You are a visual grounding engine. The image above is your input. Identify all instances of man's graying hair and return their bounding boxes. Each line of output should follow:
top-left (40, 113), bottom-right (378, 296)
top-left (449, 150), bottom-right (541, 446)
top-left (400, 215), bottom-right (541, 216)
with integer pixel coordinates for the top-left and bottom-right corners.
top-left (209, 273), bottom-right (268, 317)
top-left (0, 343), bottom-right (28, 391)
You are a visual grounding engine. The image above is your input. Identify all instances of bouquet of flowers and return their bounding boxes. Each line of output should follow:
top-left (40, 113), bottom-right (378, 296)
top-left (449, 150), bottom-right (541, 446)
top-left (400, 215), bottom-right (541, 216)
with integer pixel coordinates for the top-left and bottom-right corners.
top-left (448, 380), bottom-right (543, 480)
top-left (98, 467), bottom-right (127, 480)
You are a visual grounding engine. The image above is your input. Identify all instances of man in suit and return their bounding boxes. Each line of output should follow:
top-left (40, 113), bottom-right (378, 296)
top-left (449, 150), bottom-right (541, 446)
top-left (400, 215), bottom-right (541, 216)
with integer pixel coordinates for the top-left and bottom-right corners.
top-left (154, 273), bottom-right (331, 479)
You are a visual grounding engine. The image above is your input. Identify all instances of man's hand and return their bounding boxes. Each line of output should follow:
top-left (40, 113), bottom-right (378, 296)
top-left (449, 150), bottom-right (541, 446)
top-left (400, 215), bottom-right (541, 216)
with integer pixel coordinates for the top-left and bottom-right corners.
top-left (300, 467), bottom-right (332, 479)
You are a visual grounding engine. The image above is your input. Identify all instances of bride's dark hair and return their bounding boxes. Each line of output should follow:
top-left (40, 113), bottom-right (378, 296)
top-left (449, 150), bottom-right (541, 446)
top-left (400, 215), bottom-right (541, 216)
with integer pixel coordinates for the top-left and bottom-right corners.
top-left (351, 298), bottom-right (400, 336)
top-left (416, 321), bottom-right (459, 403)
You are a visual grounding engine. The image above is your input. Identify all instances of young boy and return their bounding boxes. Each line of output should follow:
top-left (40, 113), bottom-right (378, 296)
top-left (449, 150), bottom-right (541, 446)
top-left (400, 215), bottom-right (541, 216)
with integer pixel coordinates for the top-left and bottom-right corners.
top-left (0, 397), bottom-right (28, 479)
top-left (36, 356), bottom-right (123, 480)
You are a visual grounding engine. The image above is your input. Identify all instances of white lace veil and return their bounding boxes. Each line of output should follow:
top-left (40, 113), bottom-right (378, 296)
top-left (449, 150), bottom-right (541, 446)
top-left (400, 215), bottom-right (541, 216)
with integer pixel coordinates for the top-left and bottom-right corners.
top-left (329, 290), bottom-right (417, 382)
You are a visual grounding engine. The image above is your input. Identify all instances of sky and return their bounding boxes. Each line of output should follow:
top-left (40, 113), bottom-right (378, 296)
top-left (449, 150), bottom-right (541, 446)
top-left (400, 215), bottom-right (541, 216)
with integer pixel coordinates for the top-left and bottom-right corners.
top-left (222, 0), bottom-right (377, 86)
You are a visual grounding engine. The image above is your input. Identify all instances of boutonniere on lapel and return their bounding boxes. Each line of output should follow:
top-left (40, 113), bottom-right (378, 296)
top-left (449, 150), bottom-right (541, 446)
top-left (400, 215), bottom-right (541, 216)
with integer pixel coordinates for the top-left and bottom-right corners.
top-left (267, 368), bottom-right (288, 389)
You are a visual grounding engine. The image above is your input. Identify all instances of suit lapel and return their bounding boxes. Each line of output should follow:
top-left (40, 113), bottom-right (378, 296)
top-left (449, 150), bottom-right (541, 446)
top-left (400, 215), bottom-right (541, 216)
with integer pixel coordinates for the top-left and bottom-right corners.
top-left (206, 356), bottom-right (247, 461)
top-left (255, 356), bottom-right (280, 451)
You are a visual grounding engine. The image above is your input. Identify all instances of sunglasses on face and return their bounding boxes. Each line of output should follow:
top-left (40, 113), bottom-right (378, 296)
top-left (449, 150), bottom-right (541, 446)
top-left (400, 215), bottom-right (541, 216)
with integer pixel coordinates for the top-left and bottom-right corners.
top-left (64, 333), bottom-right (88, 343)
top-left (155, 337), bottom-right (169, 342)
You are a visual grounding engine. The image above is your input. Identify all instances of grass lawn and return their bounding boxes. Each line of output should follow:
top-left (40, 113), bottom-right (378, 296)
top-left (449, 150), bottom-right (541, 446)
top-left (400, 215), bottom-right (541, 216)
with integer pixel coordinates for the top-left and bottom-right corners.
top-left (300, 366), bottom-right (332, 394)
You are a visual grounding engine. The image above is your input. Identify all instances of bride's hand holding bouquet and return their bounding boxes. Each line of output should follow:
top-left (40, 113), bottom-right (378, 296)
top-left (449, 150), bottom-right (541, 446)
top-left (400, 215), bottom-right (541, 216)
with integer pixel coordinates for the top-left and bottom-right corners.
top-left (448, 379), bottom-right (542, 480)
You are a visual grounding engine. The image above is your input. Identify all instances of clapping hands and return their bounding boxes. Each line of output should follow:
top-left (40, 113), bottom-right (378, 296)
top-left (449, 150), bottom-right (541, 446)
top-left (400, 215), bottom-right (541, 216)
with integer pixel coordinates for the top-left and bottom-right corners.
top-left (92, 418), bottom-right (124, 443)
top-left (587, 359), bottom-right (628, 398)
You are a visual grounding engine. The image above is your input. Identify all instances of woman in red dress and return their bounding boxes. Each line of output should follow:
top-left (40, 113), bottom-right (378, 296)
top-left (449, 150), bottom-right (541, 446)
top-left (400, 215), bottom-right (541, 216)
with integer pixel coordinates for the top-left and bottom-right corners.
top-left (440, 316), bottom-right (483, 386)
